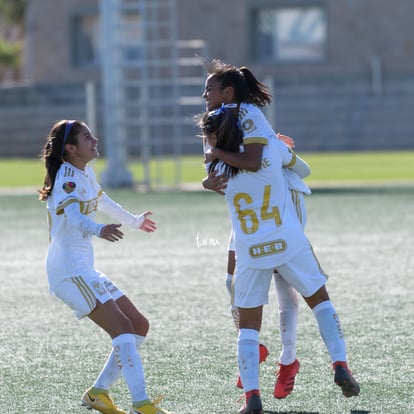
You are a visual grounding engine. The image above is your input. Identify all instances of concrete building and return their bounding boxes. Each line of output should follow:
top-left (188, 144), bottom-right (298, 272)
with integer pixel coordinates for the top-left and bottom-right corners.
top-left (1, 0), bottom-right (414, 158)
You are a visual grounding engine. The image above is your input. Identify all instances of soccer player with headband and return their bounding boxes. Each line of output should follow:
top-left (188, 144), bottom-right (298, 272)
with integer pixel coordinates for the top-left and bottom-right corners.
top-left (39, 119), bottom-right (175, 414)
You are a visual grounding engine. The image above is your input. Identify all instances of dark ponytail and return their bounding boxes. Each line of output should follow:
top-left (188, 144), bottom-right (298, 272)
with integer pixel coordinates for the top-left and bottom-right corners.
top-left (239, 67), bottom-right (272, 107)
top-left (206, 59), bottom-right (272, 107)
top-left (38, 120), bottom-right (81, 201)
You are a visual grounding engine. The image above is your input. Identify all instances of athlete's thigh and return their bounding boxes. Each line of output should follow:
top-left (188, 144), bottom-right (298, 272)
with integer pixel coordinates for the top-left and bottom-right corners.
top-left (116, 295), bottom-right (149, 337)
top-left (273, 271), bottom-right (298, 308)
top-left (88, 299), bottom-right (133, 338)
top-left (233, 265), bottom-right (273, 308)
top-left (238, 305), bottom-right (263, 331)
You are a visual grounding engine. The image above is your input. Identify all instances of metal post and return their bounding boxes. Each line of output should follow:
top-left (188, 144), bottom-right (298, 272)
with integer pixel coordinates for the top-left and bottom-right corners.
top-left (85, 81), bottom-right (96, 134)
top-left (264, 75), bottom-right (276, 130)
top-left (100, 0), bottom-right (133, 188)
top-left (371, 55), bottom-right (383, 97)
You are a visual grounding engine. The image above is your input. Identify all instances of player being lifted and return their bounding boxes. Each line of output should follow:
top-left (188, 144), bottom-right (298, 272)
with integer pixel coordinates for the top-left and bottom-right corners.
top-left (200, 59), bottom-right (310, 400)
top-left (198, 66), bottom-right (360, 414)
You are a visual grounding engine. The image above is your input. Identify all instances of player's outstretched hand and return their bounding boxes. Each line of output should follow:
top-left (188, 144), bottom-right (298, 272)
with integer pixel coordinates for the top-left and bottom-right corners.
top-left (202, 170), bottom-right (228, 195)
top-left (100, 223), bottom-right (124, 242)
top-left (277, 132), bottom-right (295, 149)
top-left (138, 211), bottom-right (157, 233)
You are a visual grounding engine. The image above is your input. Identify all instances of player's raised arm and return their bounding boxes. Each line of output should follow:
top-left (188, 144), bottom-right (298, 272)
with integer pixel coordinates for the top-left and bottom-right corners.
top-left (286, 151), bottom-right (311, 179)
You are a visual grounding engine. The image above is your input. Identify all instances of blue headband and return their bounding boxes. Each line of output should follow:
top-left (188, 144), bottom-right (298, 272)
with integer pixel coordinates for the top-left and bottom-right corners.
top-left (208, 103), bottom-right (237, 117)
top-left (61, 120), bottom-right (75, 155)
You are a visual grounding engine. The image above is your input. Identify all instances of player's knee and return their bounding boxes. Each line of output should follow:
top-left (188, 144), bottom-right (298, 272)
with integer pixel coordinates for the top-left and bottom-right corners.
top-left (304, 285), bottom-right (330, 309)
top-left (137, 316), bottom-right (149, 336)
top-left (108, 315), bottom-right (135, 338)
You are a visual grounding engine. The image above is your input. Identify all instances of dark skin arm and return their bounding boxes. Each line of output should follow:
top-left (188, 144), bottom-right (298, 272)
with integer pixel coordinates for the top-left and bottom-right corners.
top-left (203, 143), bottom-right (264, 194)
top-left (208, 143), bottom-right (264, 172)
top-left (206, 133), bottom-right (295, 171)
top-left (227, 249), bottom-right (236, 274)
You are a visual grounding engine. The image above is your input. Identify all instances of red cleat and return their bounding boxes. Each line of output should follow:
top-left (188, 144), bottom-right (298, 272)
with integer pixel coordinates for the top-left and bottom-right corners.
top-left (238, 390), bottom-right (263, 414)
top-left (333, 361), bottom-right (360, 398)
top-left (273, 359), bottom-right (300, 399)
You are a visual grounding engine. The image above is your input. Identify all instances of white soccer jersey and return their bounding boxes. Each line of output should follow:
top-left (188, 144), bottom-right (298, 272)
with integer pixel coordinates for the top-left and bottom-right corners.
top-left (222, 138), bottom-right (309, 269)
top-left (46, 163), bottom-right (103, 291)
top-left (238, 102), bottom-right (311, 195)
top-left (238, 102), bottom-right (277, 144)
top-left (46, 162), bottom-right (145, 292)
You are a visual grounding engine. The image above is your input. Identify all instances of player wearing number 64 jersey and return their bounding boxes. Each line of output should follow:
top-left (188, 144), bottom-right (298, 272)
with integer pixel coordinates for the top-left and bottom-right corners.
top-left (223, 136), bottom-right (310, 271)
top-left (200, 106), bottom-right (360, 414)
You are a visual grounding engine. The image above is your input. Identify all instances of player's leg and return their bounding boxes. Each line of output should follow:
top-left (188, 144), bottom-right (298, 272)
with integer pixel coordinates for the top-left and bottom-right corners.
top-left (303, 285), bottom-right (360, 397)
top-left (87, 281), bottom-right (174, 413)
top-left (237, 307), bottom-right (263, 414)
top-left (228, 235), bottom-right (270, 391)
top-left (53, 277), bottom-right (129, 414)
top-left (90, 294), bottom-right (149, 394)
top-left (234, 266), bottom-right (272, 413)
top-left (277, 245), bottom-right (360, 397)
top-left (226, 248), bottom-right (240, 330)
top-left (273, 272), bottom-right (300, 399)
top-left (88, 300), bottom-right (148, 399)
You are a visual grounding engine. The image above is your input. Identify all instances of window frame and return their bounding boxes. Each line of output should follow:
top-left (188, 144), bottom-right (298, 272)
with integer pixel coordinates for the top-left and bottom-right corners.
top-left (248, 0), bottom-right (328, 64)
top-left (69, 6), bottom-right (101, 69)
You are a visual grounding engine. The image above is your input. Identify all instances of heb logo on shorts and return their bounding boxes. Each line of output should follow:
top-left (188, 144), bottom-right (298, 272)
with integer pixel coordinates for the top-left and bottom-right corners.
top-left (249, 239), bottom-right (287, 258)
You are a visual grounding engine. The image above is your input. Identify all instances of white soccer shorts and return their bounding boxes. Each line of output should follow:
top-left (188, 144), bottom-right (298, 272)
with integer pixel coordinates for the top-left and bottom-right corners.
top-left (233, 241), bottom-right (328, 308)
top-left (275, 241), bottom-right (328, 298)
top-left (53, 273), bottom-right (124, 319)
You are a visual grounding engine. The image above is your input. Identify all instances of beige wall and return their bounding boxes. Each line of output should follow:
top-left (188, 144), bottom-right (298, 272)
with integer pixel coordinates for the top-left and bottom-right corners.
top-left (26, 0), bottom-right (99, 84)
top-left (25, 0), bottom-right (414, 83)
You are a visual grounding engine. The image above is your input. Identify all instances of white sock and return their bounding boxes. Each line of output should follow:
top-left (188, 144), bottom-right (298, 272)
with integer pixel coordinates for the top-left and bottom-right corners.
top-left (93, 348), bottom-right (120, 391)
top-left (238, 328), bottom-right (260, 392)
top-left (93, 335), bottom-right (146, 390)
top-left (112, 333), bottom-right (148, 403)
top-left (312, 301), bottom-right (347, 363)
top-left (274, 273), bottom-right (298, 365)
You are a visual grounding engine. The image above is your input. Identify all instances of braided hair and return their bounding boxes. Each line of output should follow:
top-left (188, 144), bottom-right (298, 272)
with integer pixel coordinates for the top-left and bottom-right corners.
top-left (38, 120), bottom-right (82, 201)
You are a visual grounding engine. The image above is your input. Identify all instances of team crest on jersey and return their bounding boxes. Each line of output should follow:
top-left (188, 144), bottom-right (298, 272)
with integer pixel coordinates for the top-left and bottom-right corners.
top-left (242, 119), bottom-right (255, 132)
top-left (62, 181), bottom-right (76, 193)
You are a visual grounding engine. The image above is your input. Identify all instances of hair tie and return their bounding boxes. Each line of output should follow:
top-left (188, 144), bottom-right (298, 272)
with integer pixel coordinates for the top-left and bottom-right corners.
top-left (61, 120), bottom-right (75, 155)
top-left (209, 103), bottom-right (237, 117)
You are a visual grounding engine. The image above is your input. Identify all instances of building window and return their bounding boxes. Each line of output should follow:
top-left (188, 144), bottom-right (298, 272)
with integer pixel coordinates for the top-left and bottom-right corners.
top-left (72, 13), bottom-right (100, 68)
top-left (71, 10), bottom-right (143, 68)
top-left (118, 10), bottom-right (144, 62)
top-left (253, 6), bottom-right (327, 63)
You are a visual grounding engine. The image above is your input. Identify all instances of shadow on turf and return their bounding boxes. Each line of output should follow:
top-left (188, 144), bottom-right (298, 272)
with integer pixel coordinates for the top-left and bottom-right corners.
top-left (263, 411), bottom-right (370, 414)
top-left (263, 411), bottom-right (319, 414)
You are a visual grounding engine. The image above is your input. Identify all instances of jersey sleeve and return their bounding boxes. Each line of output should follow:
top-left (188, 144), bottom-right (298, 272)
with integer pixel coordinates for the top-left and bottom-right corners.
top-left (239, 104), bottom-right (271, 146)
top-left (277, 140), bottom-right (311, 179)
top-left (52, 170), bottom-right (84, 215)
top-left (283, 168), bottom-right (312, 195)
top-left (98, 192), bottom-right (145, 229)
top-left (64, 202), bottom-right (104, 237)
top-left (50, 167), bottom-right (103, 237)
